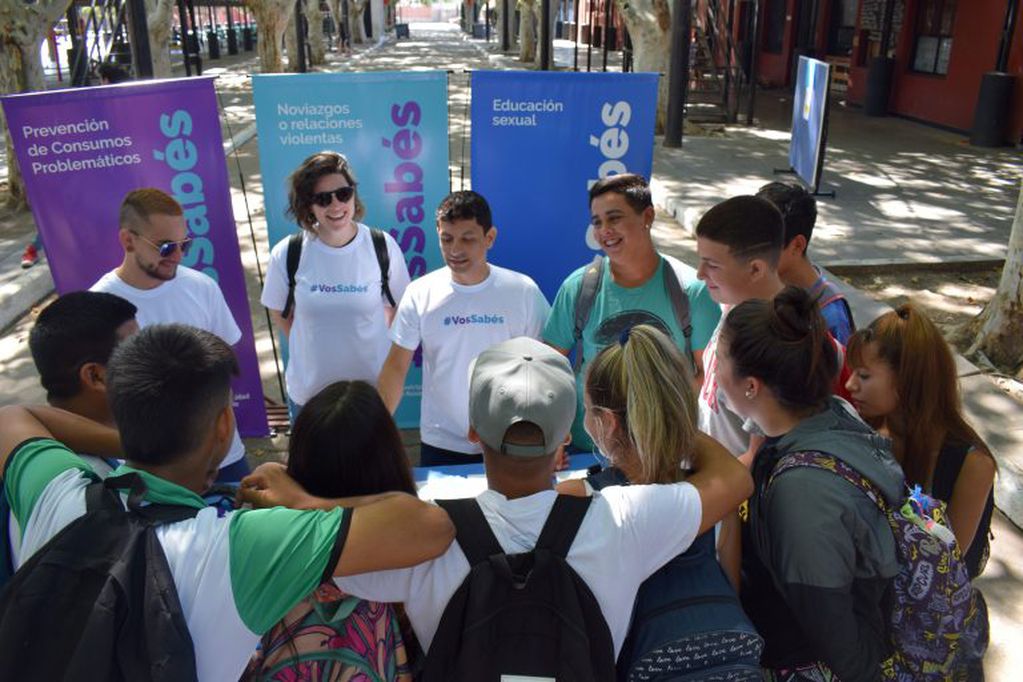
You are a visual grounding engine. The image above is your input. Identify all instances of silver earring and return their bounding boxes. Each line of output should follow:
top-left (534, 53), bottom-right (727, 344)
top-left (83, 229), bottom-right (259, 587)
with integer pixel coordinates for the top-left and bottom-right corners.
top-left (744, 388), bottom-right (755, 400)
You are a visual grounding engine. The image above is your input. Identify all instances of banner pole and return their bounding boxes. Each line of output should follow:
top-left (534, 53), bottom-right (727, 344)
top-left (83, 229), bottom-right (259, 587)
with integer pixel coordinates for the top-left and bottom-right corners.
top-left (573, 0), bottom-right (580, 70)
top-left (540, 0), bottom-right (552, 70)
top-left (215, 80), bottom-right (288, 403)
top-left (601, 0), bottom-right (611, 72)
top-left (461, 71), bottom-right (471, 190)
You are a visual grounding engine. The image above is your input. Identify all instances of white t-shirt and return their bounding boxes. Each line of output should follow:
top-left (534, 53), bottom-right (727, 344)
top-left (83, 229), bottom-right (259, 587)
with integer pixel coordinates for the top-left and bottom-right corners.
top-left (6, 439), bottom-right (347, 682)
top-left (90, 267), bottom-right (247, 467)
top-left (260, 225), bottom-right (411, 405)
top-left (697, 316), bottom-right (751, 456)
top-left (390, 264), bottom-right (550, 453)
top-left (339, 483), bottom-right (702, 657)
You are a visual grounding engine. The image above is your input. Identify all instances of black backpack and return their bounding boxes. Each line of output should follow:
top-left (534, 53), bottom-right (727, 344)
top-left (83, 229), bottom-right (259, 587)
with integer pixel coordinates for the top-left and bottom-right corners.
top-left (0, 473), bottom-right (201, 682)
top-left (421, 495), bottom-right (615, 682)
top-left (573, 255), bottom-right (695, 375)
top-left (282, 228), bottom-right (395, 318)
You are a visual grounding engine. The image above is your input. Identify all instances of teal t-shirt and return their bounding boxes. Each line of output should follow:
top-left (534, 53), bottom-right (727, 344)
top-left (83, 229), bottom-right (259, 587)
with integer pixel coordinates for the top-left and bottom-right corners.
top-left (543, 254), bottom-right (721, 451)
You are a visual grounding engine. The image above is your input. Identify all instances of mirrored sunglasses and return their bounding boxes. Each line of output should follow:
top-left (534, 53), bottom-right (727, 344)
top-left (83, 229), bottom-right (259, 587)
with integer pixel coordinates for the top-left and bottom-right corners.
top-left (131, 230), bottom-right (192, 258)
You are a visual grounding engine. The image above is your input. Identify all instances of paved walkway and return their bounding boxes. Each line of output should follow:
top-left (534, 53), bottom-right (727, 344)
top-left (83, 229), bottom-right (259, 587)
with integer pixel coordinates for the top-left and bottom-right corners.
top-left (0, 22), bottom-right (1020, 674)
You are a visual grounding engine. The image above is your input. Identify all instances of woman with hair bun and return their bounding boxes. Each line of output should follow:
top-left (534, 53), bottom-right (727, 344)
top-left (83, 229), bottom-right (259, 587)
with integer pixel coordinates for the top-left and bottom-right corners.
top-left (845, 305), bottom-right (995, 579)
top-left (260, 151), bottom-right (411, 421)
top-left (719, 286), bottom-right (904, 682)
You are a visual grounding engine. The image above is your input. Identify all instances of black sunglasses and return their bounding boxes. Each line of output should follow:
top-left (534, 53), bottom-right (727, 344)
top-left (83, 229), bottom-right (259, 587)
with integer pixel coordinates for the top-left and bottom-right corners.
top-left (131, 230), bottom-right (192, 258)
top-left (312, 186), bottom-right (356, 207)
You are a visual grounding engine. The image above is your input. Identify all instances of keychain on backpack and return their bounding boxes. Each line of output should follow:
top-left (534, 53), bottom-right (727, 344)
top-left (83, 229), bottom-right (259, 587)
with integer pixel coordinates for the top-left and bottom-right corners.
top-left (903, 485), bottom-right (956, 546)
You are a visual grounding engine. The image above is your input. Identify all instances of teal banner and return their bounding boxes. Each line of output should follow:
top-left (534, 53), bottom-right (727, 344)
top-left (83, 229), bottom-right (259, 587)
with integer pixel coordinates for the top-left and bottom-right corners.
top-left (253, 72), bottom-right (450, 427)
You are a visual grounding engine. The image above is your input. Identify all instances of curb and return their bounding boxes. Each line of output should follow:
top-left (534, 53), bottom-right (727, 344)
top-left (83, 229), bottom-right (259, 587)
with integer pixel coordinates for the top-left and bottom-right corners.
top-left (825, 258), bottom-right (1005, 275)
top-left (0, 253), bottom-right (54, 333)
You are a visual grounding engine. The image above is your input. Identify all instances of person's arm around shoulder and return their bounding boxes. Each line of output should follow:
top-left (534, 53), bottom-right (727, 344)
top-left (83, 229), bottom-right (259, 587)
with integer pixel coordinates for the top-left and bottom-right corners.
top-left (686, 432), bottom-right (753, 535)
top-left (239, 463), bottom-right (454, 575)
top-left (0, 405), bottom-right (120, 472)
top-left (947, 448), bottom-right (996, 556)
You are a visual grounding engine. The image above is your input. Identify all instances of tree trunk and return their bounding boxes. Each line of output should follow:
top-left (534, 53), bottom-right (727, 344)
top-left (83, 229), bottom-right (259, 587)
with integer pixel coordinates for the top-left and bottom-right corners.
top-left (0, 40), bottom-right (29, 211)
top-left (245, 0), bottom-right (292, 72)
top-left (351, 0), bottom-right (367, 44)
top-left (326, 0), bottom-right (341, 48)
top-left (306, 0), bottom-right (326, 64)
top-left (614, 0), bottom-right (671, 131)
top-left (145, 0), bottom-right (176, 78)
top-left (285, 9), bottom-right (301, 71)
top-left (532, 0), bottom-right (556, 68)
top-left (0, 0), bottom-right (70, 209)
top-left (518, 0), bottom-right (536, 62)
top-left (965, 177), bottom-right (1023, 374)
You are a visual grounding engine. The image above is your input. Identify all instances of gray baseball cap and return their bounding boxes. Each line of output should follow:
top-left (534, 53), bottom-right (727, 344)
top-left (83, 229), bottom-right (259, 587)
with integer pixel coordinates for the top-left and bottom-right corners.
top-left (469, 337), bottom-right (576, 457)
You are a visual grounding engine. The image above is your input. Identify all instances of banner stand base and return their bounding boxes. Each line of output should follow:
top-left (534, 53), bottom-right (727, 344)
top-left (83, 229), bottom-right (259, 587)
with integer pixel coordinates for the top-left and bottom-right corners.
top-left (772, 167), bottom-right (836, 199)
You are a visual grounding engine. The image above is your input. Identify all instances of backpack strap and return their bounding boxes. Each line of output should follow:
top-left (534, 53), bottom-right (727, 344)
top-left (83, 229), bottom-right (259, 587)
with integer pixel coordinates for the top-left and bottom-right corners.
top-left (769, 451), bottom-right (890, 516)
top-left (436, 498), bottom-right (505, 567)
top-left (0, 492), bottom-right (14, 585)
top-left (660, 257), bottom-right (696, 376)
top-left (534, 495), bottom-right (592, 559)
top-left (810, 276), bottom-right (856, 327)
top-left (370, 228), bottom-right (397, 308)
top-left (91, 473), bottom-right (203, 526)
top-left (572, 255), bottom-right (605, 373)
top-left (282, 232), bottom-right (304, 319)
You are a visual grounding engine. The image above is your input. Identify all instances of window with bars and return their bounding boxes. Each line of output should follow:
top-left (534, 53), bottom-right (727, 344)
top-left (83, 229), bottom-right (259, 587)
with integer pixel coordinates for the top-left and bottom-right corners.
top-left (912, 0), bottom-right (955, 74)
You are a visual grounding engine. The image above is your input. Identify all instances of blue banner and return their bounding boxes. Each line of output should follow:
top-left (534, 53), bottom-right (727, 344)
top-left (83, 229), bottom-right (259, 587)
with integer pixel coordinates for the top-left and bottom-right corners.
top-left (470, 71), bottom-right (659, 301)
top-left (252, 71), bottom-right (450, 427)
top-left (789, 57), bottom-right (832, 191)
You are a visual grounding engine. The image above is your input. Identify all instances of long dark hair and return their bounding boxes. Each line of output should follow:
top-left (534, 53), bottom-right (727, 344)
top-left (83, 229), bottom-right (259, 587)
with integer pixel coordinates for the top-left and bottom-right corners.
top-left (721, 286), bottom-right (837, 412)
top-left (846, 304), bottom-right (994, 487)
top-left (288, 381), bottom-right (415, 497)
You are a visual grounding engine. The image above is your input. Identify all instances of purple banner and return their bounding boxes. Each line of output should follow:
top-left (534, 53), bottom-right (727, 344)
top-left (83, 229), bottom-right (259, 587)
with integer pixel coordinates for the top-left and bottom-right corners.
top-left (1, 78), bottom-right (267, 437)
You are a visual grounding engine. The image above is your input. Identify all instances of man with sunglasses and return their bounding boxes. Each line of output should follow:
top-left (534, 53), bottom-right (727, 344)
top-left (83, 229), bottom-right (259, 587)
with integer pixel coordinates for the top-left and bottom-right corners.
top-left (90, 188), bottom-right (251, 483)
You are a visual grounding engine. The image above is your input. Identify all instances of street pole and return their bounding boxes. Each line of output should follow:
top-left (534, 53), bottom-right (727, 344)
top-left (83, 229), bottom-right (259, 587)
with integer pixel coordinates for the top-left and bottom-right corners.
top-left (295, 0), bottom-right (308, 72)
top-left (745, 0), bottom-right (759, 125)
top-left (601, 0), bottom-right (611, 71)
top-left (501, 0), bottom-right (510, 50)
top-left (540, 0), bottom-right (552, 69)
top-left (664, 0), bottom-right (691, 148)
top-left (125, 0), bottom-right (154, 78)
top-left (573, 0), bottom-right (580, 70)
top-left (186, 0), bottom-right (202, 74)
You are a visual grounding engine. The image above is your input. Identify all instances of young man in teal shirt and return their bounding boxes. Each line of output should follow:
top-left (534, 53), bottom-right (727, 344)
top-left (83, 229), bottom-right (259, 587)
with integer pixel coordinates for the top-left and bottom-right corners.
top-left (544, 174), bottom-right (721, 452)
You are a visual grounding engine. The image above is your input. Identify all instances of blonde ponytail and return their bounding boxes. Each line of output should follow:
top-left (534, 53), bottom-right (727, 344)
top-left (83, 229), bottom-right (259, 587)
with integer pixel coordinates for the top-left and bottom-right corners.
top-left (586, 325), bottom-right (698, 484)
